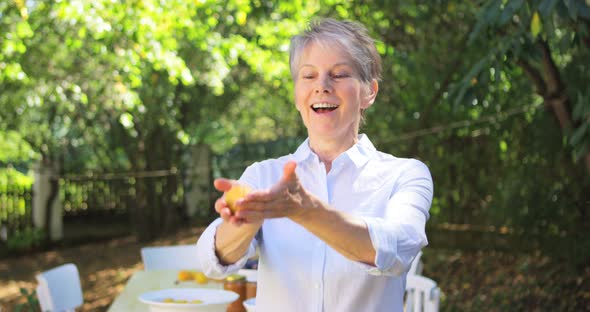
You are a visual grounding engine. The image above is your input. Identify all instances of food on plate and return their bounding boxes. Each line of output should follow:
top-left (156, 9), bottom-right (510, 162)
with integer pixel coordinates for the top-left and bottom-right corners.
top-left (177, 270), bottom-right (195, 281)
top-left (225, 184), bottom-right (252, 213)
top-left (176, 270), bottom-right (209, 284)
top-left (162, 298), bottom-right (203, 304)
top-left (194, 271), bottom-right (208, 284)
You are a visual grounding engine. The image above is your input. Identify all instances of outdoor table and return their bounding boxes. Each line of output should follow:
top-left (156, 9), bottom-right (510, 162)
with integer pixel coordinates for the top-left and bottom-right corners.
top-left (107, 269), bottom-right (226, 312)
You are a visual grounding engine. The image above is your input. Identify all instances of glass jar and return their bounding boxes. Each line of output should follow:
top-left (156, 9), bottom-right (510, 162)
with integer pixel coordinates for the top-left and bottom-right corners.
top-left (223, 274), bottom-right (246, 312)
top-left (246, 280), bottom-right (257, 299)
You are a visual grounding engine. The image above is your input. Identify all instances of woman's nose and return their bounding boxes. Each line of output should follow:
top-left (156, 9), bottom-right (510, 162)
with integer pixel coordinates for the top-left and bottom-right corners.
top-left (314, 76), bottom-right (332, 93)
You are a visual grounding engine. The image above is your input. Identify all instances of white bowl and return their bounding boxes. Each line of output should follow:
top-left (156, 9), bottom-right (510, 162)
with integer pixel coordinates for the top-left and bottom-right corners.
top-left (139, 288), bottom-right (239, 312)
top-left (243, 297), bottom-right (256, 312)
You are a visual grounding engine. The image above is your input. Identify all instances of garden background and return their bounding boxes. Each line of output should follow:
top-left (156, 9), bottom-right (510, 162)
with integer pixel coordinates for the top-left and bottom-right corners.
top-left (1, 0), bottom-right (589, 311)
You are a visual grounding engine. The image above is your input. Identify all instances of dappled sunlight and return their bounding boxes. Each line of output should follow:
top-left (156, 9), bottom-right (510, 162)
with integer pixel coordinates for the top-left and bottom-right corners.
top-left (0, 280), bottom-right (35, 303)
top-left (0, 227), bottom-right (204, 311)
top-left (83, 266), bottom-right (138, 311)
top-left (3, 229), bottom-right (588, 311)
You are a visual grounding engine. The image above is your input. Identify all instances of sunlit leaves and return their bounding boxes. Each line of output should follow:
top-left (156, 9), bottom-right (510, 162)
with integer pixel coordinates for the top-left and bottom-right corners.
top-left (531, 12), bottom-right (542, 38)
top-left (15, 21), bottom-right (33, 39)
top-left (0, 131), bottom-right (38, 163)
top-left (0, 63), bottom-right (27, 82)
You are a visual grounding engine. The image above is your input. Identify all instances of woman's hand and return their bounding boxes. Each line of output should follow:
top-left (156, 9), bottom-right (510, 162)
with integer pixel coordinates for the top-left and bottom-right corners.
top-left (236, 161), bottom-right (313, 223)
top-left (213, 178), bottom-right (255, 226)
top-left (213, 179), bottom-right (262, 264)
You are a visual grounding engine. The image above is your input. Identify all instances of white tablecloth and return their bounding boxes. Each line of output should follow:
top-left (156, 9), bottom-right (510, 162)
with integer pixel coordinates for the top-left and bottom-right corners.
top-left (107, 270), bottom-right (225, 312)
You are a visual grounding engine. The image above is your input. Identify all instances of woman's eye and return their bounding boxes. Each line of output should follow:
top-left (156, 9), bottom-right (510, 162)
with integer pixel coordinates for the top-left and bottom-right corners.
top-left (332, 73), bottom-right (350, 79)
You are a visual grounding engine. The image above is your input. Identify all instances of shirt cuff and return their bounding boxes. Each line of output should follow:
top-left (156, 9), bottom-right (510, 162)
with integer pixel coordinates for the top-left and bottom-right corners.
top-left (196, 218), bottom-right (257, 279)
top-left (359, 217), bottom-right (408, 276)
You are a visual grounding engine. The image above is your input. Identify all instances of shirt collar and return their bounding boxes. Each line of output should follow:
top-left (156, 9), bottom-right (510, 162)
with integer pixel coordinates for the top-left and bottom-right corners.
top-left (292, 134), bottom-right (377, 168)
top-left (292, 137), bottom-right (314, 163)
top-left (346, 134), bottom-right (377, 168)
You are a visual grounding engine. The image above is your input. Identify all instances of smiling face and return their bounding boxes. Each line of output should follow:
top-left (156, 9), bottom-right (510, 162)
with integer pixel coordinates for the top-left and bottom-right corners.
top-left (294, 40), bottom-right (378, 146)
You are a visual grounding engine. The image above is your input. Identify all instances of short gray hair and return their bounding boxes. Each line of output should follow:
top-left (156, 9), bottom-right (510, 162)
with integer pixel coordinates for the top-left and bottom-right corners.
top-left (289, 18), bottom-right (382, 83)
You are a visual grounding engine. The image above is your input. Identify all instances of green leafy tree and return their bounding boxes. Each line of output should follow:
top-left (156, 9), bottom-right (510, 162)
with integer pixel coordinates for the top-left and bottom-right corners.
top-left (459, 0), bottom-right (590, 172)
top-left (0, 0), bottom-right (316, 240)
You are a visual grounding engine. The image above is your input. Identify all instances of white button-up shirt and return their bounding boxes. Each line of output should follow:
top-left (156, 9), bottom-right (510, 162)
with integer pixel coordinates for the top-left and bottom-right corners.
top-left (197, 134), bottom-right (433, 312)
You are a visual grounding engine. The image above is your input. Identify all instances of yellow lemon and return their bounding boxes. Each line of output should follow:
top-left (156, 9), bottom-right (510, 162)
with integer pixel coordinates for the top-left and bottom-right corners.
top-left (194, 271), bottom-right (208, 284)
top-left (177, 270), bottom-right (195, 281)
top-left (190, 299), bottom-right (204, 304)
top-left (163, 298), bottom-right (174, 303)
top-left (225, 184), bottom-right (252, 213)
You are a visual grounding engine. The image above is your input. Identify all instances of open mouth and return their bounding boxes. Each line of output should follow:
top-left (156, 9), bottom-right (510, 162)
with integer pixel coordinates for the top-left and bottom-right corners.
top-left (311, 102), bottom-right (339, 113)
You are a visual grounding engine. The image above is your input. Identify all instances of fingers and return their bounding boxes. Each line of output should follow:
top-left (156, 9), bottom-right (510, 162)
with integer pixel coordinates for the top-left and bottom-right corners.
top-left (215, 198), bottom-right (231, 220)
top-left (214, 197), bottom-right (227, 213)
top-left (214, 178), bottom-right (242, 222)
top-left (214, 161), bottom-right (299, 223)
top-left (214, 178), bottom-right (234, 192)
top-left (243, 189), bottom-right (273, 203)
top-left (236, 209), bottom-right (283, 220)
top-left (216, 192), bottom-right (253, 226)
top-left (281, 161), bottom-right (297, 182)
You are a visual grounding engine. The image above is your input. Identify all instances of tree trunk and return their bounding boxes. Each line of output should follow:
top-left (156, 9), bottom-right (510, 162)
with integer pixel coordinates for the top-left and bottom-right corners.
top-left (43, 176), bottom-right (59, 244)
top-left (517, 40), bottom-right (590, 175)
top-left (130, 137), bottom-right (155, 242)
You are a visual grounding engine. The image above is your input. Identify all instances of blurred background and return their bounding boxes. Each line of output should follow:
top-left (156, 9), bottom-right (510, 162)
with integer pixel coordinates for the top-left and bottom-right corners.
top-left (1, 0), bottom-right (589, 311)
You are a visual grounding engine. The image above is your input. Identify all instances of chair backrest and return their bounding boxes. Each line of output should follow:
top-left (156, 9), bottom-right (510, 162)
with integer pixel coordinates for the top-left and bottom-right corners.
top-left (408, 250), bottom-right (424, 276)
top-left (36, 263), bottom-right (83, 312)
top-left (405, 275), bottom-right (440, 312)
top-left (141, 244), bottom-right (200, 271)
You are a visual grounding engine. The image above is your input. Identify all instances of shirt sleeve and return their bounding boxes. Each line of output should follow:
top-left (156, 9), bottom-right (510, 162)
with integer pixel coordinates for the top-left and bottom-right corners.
top-left (196, 218), bottom-right (258, 279)
top-left (359, 159), bottom-right (433, 276)
top-left (195, 164), bottom-right (261, 279)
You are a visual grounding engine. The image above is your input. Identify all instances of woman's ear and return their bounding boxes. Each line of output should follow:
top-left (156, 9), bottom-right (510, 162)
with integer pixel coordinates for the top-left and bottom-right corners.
top-left (361, 79), bottom-right (379, 109)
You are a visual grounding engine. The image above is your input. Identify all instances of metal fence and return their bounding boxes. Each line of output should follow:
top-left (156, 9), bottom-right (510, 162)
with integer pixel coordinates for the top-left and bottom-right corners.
top-left (0, 182), bottom-right (33, 238)
top-left (0, 138), bottom-right (302, 241)
top-left (60, 175), bottom-right (138, 218)
top-left (59, 170), bottom-right (187, 220)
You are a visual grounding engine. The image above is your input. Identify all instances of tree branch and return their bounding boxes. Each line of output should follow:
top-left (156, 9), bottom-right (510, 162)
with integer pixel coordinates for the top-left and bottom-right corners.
top-left (516, 58), bottom-right (547, 97)
top-left (583, 20), bottom-right (590, 50)
top-left (537, 39), bottom-right (564, 95)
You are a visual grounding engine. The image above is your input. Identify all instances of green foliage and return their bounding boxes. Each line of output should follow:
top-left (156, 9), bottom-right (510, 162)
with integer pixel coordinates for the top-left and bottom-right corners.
top-left (0, 167), bottom-right (32, 222)
top-left (0, 131), bottom-right (38, 165)
top-left (0, 167), bottom-right (33, 188)
top-left (14, 287), bottom-right (40, 312)
top-left (213, 137), bottom-right (305, 179)
top-left (458, 0), bottom-right (590, 162)
top-left (0, 0), bottom-right (588, 252)
top-left (6, 227), bottom-right (46, 251)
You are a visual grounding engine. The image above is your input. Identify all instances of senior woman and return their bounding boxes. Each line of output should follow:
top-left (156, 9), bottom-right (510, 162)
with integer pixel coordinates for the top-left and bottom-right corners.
top-left (196, 18), bottom-right (433, 312)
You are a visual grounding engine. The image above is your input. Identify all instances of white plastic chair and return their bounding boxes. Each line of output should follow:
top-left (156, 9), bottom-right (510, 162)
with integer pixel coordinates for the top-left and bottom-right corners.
top-left (141, 244), bottom-right (200, 271)
top-left (408, 250), bottom-right (424, 276)
top-left (35, 263), bottom-right (83, 312)
top-left (405, 275), bottom-right (441, 312)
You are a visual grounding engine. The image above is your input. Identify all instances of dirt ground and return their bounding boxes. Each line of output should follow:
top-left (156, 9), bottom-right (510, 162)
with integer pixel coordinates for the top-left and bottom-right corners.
top-left (1, 226), bottom-right (589, 311)
top-left (0, 226), bottom-right (205, 311)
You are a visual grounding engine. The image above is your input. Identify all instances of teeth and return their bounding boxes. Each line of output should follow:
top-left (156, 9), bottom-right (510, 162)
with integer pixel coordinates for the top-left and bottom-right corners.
top-left (312, 103), bottom-right (338, 109)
